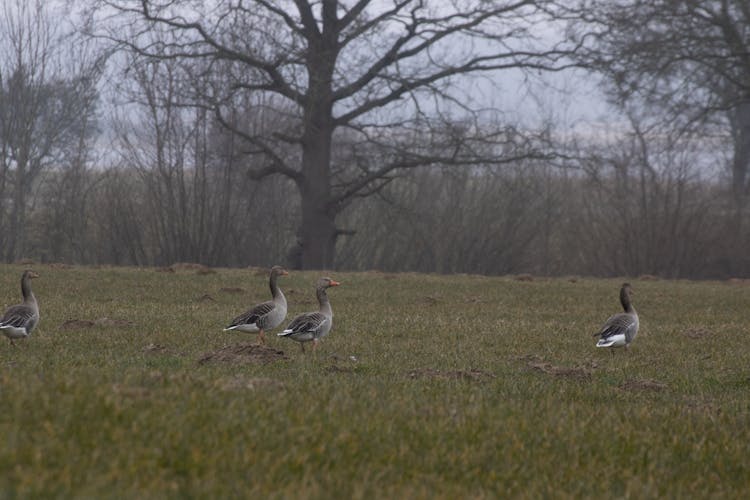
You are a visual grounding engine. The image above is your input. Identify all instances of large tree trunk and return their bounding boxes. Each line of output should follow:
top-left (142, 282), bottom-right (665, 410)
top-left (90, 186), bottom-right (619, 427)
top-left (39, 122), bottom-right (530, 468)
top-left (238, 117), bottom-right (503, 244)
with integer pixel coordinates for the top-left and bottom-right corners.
top-left (297, 103), bottom-right (337, 269)
top-left (296, 33), bottom-right (338, 270)
top-left (6, 156), bottom-right (27, 262)
top-left (726, 100), bottom-right (750, 276)
top-left (731, 100), bottom-right (750, 214)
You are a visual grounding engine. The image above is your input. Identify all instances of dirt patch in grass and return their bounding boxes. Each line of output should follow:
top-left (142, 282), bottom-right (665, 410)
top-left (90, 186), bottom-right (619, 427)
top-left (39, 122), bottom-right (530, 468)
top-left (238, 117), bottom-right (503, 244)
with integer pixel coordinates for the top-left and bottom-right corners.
top-left (515, 273), bottom-right (534, 281)
top-left (683, 328), bottom-right (712, 339)
top-left (419, 295), bottom-right (440, 305)
top-left (60, 319), bottom-right (96, 330)
top-left (638, 274), bottom-right (660, 281)
top-left (111, 384), bottom-right (150, 399)
top-left (196, 294), bottom-right (215, 302)
top-left (60, 317), bottom-right (134, 330)
top-left (618, 378), bottom-right (668, 392)
top-left (519, 354), bottom-right (596, 380)
top-left (726, 278), bottom-right (750, 285)
top-left (167, 262), bottom-right (216, 274)
top-left (464, 295), bottom-right (487, 304)
top-left (407, 368), bottom-right (496, 382)
top-left (155, 266), bottom-right (175, 273)
top-left (325, 354), bottom-right (360, 374)
top-left (142, 343), bottom-right (183, 356)
top-left (198, 343), bottom-right (288, 365)
top-left (96, 317), bottom-right (134, 327)
top-left (219, 287), bottom-right (245, 294)
top-left (47, 262), bottom-right (73, 269)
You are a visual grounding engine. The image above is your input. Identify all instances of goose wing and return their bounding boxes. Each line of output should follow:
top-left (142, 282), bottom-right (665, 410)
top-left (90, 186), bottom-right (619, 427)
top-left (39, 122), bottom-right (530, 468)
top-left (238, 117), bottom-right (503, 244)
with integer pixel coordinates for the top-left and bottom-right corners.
top-left (227, 301), bottom-right (275, 328)
top-left (594, 312), bottom-right (637, 341)
top-left (282, 312), bottom-right (328, 336)
top-left (0, 304), bottom-right (35, 328)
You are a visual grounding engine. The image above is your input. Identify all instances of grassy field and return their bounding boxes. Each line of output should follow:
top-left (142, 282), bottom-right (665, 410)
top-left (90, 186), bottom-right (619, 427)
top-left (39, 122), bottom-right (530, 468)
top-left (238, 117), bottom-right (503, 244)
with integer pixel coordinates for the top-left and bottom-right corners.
top-left (0, 264), bottom-right (749, 498)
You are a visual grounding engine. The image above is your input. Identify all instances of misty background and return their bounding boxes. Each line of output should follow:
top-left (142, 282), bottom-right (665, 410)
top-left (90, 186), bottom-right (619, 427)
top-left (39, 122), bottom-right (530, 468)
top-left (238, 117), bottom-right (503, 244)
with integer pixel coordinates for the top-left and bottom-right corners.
top-left (0, 1), bottom-right (746, 279)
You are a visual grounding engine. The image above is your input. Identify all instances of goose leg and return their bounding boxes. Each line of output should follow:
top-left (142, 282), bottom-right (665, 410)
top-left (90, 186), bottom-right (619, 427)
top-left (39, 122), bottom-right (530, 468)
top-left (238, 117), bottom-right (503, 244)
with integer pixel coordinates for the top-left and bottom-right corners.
top-left (258, 329), bottom-right (266, 345)
top-left (312, 339), bottom-right (319, 353)
top-left (300, 342), bottom-right (305, 354)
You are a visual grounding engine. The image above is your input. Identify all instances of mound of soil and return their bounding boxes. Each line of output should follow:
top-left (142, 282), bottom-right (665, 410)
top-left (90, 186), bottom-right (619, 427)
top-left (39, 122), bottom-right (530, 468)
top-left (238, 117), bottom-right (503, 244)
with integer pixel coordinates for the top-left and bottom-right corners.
top-left (407, 368), bottom-right (495, 382)
top-left (143, 343), bottom-right (167, 353)
top-left (218, 287), bottom-right (245, 294)
top-left (95, 317), bottom-right (134, 327)
top-left (419, 295), bottom-right (440, 305)
top-left (618, 378), bottom-right (668, 392)
top-left (683, 328), bottom-right (712, 339)
top-left (196, 294), bottom-right (216, 302)
top-left (47, 263), bottom-right (72, 269)
top-left (198, 343), bottom-right (288, 365)
top-left (520, 354), bottom-right (596, 380)
top-left (638, 274), bottom-right (660, 281)
top-left (59, 319), bottom-right (95, 330)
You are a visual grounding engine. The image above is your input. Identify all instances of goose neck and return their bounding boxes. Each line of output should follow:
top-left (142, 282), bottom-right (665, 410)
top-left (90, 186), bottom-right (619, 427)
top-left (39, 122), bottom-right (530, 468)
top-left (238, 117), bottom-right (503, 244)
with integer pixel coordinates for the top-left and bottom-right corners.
top-left (620, 289), bottom-right (634, 314)
top-left (317, 287), bottom-right (332, 317)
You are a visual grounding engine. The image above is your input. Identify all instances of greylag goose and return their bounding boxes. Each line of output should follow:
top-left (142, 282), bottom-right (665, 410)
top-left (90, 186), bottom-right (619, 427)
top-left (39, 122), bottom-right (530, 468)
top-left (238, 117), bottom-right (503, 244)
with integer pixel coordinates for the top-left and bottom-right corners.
top-left (278, 277), bottom-right (340, 353)
top-left (593, 283), bottom-right (639, 352)
top-left (0, 270), bottom-right (40, 346)
top-left (224, 266), bottom-right (288, 344)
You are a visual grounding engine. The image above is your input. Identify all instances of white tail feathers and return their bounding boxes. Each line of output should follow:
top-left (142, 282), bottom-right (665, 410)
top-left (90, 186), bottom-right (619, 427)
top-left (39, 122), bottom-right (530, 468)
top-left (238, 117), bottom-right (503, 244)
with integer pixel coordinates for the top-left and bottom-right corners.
top-left (596, 333), bottom-right (626, 348)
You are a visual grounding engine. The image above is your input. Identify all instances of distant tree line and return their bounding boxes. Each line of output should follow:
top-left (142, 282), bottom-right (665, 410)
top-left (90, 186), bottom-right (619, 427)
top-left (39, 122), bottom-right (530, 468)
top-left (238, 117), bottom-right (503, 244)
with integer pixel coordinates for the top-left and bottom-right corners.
top-left (1, 1), bottom-right (749, 279)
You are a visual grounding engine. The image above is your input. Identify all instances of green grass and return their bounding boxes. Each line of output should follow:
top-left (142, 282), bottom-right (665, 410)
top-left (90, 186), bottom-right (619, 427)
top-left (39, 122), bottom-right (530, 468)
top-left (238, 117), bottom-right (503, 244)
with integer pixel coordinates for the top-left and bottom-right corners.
top-left (1, 264), bottom-right (749, 498)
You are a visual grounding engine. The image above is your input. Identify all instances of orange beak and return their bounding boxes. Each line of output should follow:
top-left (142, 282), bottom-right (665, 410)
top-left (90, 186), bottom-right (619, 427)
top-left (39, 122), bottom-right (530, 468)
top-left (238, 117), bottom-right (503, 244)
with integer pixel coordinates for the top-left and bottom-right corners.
top-left (281, 270), bottom-right (289, 276)
top-left (329, 280), bottom-right (341, 287)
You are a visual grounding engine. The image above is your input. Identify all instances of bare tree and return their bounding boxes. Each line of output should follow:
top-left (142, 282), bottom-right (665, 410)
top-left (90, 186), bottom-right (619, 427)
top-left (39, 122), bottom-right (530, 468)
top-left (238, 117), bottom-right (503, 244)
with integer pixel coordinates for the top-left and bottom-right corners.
top-left (108, 49), bottom-right (298, 266)
top-left (0, 0), bottom-right (100, 261)
top-left (573, 114), bottom-right (718, 278)
top-left (571, 1), bottom-right (750, 218)
top-left (91, 0), bottom-right (578, 269)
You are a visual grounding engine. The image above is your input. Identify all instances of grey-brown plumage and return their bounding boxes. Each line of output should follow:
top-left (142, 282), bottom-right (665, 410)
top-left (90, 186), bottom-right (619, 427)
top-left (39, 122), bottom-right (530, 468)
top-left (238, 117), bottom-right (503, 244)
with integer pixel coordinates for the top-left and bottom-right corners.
top-left (593, 283), bottom-right (639, 351)
top-left (0, 270), bottom-right (40, 346)
top-left (224, 266), bottom-right (288, 344)
top-left (278, 277), bottom-right (340, 353)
